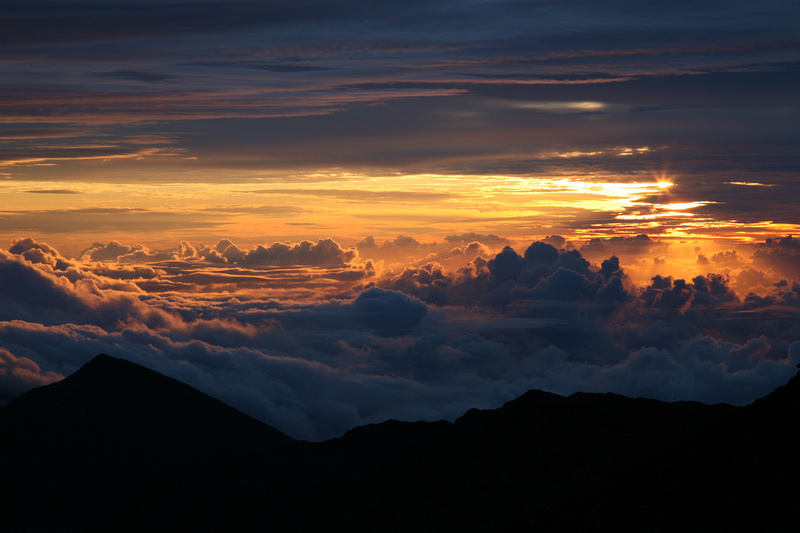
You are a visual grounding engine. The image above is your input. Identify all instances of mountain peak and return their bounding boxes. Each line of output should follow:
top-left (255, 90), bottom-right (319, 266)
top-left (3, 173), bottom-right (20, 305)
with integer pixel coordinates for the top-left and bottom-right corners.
top-left (0, 353), bottom-right (295, 456)
top-left (82, 352), bottom-right (119, 368)
top-left (62, 352), bottom-right (162, 385)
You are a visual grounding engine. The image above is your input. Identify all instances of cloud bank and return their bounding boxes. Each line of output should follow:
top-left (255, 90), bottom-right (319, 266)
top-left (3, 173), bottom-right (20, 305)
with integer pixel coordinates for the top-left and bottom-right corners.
top-left (1, 236), bottom-right (799, 441)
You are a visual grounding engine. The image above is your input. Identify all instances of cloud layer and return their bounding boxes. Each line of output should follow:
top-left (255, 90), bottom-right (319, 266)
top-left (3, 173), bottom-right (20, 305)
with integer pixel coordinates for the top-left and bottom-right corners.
top-left (2, 235), bottom-right (799, 441)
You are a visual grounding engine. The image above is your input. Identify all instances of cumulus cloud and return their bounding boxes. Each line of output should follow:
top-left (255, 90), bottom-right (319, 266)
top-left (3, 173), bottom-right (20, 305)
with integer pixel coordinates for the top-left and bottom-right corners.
top-left (379, 241), bottom-right (627, 310)
top-left (356, 235), bottom-right (378, 250)
top-left (541, 235), bottom-right (567, 248)
top-left (384, 235), bottom-right (422, 249)
top-left (444, 232), bottom-right (509, 245)
top-left (81, 240), bottom-right (143, 262)
top-left (752, 236), bottom-right (800, 279)
top-left (236, 239), bottom-right (357, 267)
top-left (2, 237), bottom-right (799, 442)
top-left (579, 234), bottom-right (667, 258)
top-left (82, 238), bottom-right (359, 268)
top-left (0, 248), bottom-right (176, 328)
top-left (710, 249), bottom-right (743, 267)
top-left (9, 237), bottom-right (72, 270)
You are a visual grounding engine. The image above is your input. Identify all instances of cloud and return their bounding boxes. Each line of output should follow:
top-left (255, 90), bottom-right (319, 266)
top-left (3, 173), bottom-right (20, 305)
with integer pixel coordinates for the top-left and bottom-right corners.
top-left (0, 0), bottom-right (796, 205)
top-left (81, 237), bottom-right (360, 269)
top-left (2, 237), bottom-right (800, 442)
top-left (579, 234), bottom-right (666, 257)
top-left (236, 239), bottom-right (357, 267)
top-left (22, 189), bottom-right (82, 194)
top-left (9, 237), bottom-right (72, 270)
top-left (710, 249), bottom-right (743, 267)
top-left (384, 235), bottom-right (422, 249)
top-left (752, 236), bottom-right (800, 279)
top-left (0, 1), bottom-right (358, 46)
top-left (351, 288), bottom-right (429, 334)
top-left (183, 60), bottom-right (332, 73)
top-left (94, 69), bottom-right (175, 83)
top-left (0, 208), bottom-right (228, 236)
top-left (244, 188), bottom-right (453, 203)
top-left (357, 236), bottom-right (378, 250)
top-left (444, 232), bottom-right (509, 245)
top-left (0, 246), bottom-right (176, 328)
top-left (82, 241), bottom-right (144, 262)
top-left (735, 267), bottom-right (772, 295)
top-left (384, 263), bottom-right (449, 305)
top-left (541, 235), bottom-right (567, 248)
top-left (0, 347), bottom-right (62, 405)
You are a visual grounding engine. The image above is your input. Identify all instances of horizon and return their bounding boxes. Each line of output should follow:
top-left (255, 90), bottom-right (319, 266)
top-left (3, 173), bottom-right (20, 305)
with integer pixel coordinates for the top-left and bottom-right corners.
top-left (1, 0), bottom-right (799, 440)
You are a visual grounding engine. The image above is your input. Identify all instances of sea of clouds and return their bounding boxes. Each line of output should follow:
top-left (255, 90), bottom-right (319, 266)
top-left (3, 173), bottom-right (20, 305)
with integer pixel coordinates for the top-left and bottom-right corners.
top-left (2, 234), bottom-right (799, 440)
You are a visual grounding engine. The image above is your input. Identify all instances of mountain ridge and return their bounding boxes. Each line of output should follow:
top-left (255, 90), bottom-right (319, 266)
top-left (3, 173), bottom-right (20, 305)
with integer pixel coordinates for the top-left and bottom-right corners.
top-left (2, 354), bottom-right (799, 532)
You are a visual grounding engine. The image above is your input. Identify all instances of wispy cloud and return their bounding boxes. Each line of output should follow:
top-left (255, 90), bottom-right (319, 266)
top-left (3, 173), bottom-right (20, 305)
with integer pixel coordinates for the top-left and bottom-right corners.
top-left (23, 189), bottom-right (82, 194)
top-left (243, 188), bottom-right (454, 203)
top-left (94, 69), bottom-right (176, 83)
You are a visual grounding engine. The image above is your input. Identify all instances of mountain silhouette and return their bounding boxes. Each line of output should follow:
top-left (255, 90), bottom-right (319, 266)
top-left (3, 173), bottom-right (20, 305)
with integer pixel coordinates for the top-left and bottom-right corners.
top-left (0, 354), bottom-right (294, 531)
top-left (1, 354), bottom-right (799, 532)
top-left (0, 353), bottom-right (294, 455)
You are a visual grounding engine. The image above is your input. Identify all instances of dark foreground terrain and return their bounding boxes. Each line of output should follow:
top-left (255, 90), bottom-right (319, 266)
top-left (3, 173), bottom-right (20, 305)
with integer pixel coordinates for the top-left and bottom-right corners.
top-left (1, 354), bottom-right (798, 532)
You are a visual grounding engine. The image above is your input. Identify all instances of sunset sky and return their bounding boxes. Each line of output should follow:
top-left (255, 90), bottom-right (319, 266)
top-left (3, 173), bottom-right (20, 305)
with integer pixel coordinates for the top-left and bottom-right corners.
top-left (2, 1), bottom-right (800, 440)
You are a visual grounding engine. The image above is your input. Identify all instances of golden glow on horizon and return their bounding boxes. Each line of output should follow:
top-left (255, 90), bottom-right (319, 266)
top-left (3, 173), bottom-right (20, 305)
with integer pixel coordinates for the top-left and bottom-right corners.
top-left (2, 172), bottom-right (798, 252)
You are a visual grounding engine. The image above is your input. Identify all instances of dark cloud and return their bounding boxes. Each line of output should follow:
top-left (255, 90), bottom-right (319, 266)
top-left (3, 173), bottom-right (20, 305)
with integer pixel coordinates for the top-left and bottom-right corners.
top-left (4, 1), bottom-right (795, 54)
top-left (95, 69), bottom-right (176, 83)
top-left (376, 241), bottom-right (626, 315)
top-left (0, 1), bottom-right (351, 45)
top-left (352, 288), bottom-right (428, 334)
top-left (384, 263), bottom-right (448, 306)
top-left (182, 60), bottom-right (332, 73)
top-left (0, 127), bottom-right (90, 139)
top-left (1, 0), bottom-right (796, 180)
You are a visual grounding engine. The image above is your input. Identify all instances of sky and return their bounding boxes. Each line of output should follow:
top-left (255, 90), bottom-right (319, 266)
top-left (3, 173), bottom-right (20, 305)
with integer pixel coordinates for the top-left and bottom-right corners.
top-left (1, 0), bottom-right (800, 440)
